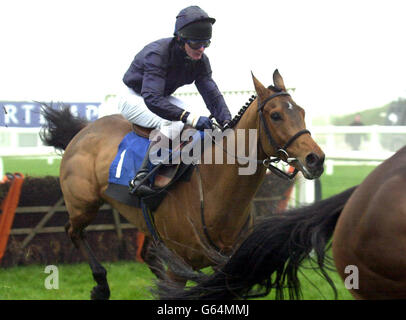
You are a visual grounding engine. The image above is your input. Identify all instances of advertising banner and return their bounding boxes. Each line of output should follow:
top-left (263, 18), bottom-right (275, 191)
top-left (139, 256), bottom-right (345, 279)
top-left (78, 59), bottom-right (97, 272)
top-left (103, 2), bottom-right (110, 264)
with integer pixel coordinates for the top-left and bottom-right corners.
top-left (0, 102), bottom-right (101, 128)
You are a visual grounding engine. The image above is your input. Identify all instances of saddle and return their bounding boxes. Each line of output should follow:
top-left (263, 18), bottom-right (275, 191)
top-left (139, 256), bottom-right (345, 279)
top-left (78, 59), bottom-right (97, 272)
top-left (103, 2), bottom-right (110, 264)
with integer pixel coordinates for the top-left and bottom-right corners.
top-left (104, 124), bottom-right (200, 212)
top-left (132, 123), bottom-right (192, 189)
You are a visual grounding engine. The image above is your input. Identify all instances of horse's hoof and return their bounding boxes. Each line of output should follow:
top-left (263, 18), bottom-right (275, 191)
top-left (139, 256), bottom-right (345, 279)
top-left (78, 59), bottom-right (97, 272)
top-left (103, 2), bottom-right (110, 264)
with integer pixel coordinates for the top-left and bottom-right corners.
top-left (90, 285), bottom-right (110, 300)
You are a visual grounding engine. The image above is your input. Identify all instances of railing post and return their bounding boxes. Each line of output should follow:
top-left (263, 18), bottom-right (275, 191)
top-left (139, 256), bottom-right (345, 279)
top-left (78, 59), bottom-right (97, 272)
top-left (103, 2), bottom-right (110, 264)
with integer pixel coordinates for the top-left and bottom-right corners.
top-left (370, 125), bottom-right (380, 150)
top-left (326, 130), bottom-right (335, 152)
top-left (298, 175), bottom-right (315, 205)
top-left (325, 159), bottom-right (334, 175)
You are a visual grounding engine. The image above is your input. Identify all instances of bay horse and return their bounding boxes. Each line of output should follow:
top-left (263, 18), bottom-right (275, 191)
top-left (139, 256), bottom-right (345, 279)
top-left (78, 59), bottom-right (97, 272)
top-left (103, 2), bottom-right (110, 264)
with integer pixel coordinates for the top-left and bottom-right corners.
top-left (157, 146), bottom-right (406, 300)
top-left (40, 70), bottom-right (325, 299)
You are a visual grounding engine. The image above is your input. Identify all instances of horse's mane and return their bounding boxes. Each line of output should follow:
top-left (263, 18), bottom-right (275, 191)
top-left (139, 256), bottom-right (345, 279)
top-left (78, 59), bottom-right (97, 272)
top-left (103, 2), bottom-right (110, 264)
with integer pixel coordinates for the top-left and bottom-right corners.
top-left (227, 94), bottom-right (256, 129)
top-left (227, 85), bottom-right (283, 129)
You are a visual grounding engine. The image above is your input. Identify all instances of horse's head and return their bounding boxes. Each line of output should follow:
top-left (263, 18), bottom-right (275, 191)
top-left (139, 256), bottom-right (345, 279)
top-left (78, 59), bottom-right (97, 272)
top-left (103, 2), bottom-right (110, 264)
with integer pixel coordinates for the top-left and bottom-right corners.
top-left (252, 69), bottom-right (325, 179)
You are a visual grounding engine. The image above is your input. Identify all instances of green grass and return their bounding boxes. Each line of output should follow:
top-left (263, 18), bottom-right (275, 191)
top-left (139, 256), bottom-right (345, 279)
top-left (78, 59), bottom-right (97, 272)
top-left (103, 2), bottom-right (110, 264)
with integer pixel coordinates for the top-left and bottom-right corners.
top-left (0, 258), bottom-right (352, 300)
top-left (2, 156), bottom-right (61, 177)
top-left (319, 165), bottom-right (376, 199)
top-left (0, 261), bottom-right (156, 300)
top-left (291, 256), bottom-right (354, 300)
top-left (254, 257), bottom-right (354, 300)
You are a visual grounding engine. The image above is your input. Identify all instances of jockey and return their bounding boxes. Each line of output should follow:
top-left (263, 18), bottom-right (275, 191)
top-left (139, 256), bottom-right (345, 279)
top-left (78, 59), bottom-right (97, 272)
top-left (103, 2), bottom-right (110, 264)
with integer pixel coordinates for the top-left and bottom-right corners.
top-left (119, 5), bottom-right (232, 197)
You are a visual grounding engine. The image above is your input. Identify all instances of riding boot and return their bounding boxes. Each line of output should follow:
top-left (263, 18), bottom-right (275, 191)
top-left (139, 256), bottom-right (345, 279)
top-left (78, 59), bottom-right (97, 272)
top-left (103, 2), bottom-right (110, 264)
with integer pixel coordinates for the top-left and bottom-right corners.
top-left (129, 142), bottom-right (156, 197)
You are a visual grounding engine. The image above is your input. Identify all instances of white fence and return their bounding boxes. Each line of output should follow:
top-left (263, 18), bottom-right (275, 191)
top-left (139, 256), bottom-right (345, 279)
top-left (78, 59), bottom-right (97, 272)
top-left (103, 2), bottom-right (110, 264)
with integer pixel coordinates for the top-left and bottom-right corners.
top-left (0, 127), bottom-right (58, 177)
top-left (2, 119), bottom-right (406, 204)
top-left (2, 124), bottom-right (402, 157)
top-left (1, 124), bottom-right (406, 167)
top-left (292, 125), bottom-right (406, 205)
top-left (0, 127), bottom-right (56, 157)
top-left (311, 125), bottom-right (406, 174)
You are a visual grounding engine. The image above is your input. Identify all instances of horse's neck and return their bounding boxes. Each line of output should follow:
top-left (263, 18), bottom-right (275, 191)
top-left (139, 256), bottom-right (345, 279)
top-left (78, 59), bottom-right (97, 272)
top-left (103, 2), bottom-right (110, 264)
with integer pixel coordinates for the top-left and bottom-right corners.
top-left (200, 102), bottom-right (267, 212)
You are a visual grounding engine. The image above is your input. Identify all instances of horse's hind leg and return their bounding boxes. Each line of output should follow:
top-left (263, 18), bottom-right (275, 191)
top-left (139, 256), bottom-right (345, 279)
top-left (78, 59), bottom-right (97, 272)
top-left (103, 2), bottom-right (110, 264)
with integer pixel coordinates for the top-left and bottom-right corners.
top-left (82, 233), bottom-right (110, 300)
top-left (65, 207), bottom-right (110, 300)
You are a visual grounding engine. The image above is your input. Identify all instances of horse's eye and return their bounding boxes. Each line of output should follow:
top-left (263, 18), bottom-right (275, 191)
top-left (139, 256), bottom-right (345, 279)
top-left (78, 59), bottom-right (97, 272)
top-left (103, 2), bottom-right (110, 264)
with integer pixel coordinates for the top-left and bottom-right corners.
top-left (270, 112), bottom-right (282, 121)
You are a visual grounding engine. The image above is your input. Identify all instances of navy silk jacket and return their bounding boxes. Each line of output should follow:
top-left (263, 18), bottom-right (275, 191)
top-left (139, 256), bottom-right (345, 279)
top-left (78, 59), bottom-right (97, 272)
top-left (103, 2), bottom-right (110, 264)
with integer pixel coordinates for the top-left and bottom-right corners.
top-left (123, 37), bottom-right (231, 124)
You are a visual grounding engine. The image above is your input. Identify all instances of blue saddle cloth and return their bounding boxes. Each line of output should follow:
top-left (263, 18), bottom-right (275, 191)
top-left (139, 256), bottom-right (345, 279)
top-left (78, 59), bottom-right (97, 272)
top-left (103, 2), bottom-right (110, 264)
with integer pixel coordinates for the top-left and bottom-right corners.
top-left (108, 132), bottom-right (153, 187)
top-left (106, 130), bottom-right (204, 209)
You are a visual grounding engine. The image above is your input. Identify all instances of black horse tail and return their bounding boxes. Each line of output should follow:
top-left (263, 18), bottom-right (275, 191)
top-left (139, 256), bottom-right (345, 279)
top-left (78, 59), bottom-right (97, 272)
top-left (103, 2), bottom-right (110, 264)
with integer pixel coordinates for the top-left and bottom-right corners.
top-left (156, 185), bottom-right (357, 300)
top-left (39, 103), bottom-right (88, 151)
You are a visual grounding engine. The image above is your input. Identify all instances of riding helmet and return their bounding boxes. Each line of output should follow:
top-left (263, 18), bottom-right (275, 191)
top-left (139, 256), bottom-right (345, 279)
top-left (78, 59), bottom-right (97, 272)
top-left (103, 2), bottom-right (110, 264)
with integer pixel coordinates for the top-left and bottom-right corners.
top-left (174, 6), bottom-right (216, 40)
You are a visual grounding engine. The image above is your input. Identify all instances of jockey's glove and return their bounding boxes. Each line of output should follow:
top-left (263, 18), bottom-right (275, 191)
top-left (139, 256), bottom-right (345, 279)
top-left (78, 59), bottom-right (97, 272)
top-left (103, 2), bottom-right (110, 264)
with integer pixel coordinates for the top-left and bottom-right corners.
top-left (183, 113), bottom-right (213, 131)
top-left (222, 119), bottom-right (231, 128)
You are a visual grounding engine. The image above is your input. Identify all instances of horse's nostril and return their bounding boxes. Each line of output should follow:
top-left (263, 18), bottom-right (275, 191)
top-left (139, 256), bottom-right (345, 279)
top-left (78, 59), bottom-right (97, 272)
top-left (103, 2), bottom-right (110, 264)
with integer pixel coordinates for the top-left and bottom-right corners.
top-left (306, 153), bottom-right (319, 167)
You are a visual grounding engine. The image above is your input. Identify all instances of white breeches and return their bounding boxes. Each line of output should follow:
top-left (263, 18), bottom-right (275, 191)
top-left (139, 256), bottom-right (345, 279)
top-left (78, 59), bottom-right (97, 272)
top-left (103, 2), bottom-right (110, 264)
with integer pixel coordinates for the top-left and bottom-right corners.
top-left (118, 86), bottom-right (185, 140)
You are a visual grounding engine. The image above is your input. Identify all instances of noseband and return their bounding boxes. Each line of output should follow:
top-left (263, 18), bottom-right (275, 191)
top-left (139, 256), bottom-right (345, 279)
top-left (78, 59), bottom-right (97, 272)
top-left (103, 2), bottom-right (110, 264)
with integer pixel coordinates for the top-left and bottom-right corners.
top-left (257, 91), bottom-right (311, 180)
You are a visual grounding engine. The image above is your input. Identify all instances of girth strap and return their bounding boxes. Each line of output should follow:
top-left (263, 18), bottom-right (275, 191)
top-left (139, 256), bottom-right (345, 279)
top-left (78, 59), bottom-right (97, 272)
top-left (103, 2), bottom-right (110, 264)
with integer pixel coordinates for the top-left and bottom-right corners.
top-left (140, 200), bottom-right (162, 244)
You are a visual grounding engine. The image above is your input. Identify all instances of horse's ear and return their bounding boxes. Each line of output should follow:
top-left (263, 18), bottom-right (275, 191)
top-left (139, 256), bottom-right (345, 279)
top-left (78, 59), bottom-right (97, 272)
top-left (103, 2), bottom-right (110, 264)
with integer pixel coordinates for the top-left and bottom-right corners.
top-left (251, 72), bottom-right (268, 98)
top-left (273, 69), bottom-right (286, 91)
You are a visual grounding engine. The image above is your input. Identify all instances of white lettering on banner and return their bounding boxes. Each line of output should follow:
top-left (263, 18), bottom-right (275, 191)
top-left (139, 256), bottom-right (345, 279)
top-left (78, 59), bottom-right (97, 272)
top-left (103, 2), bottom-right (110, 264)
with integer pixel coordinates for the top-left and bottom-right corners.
top-left (22, 104), bottom-right (35, 124)
top-left (1, 102), bottom-right (102, 128)
top-left (4, 104), bottom-right (19, 124)
top-left (39, 111), bottom-right (46, 125)
top-left (70, 105), bottom-right (79, 117)
top-left (86, 105), bottom-right (99, 120)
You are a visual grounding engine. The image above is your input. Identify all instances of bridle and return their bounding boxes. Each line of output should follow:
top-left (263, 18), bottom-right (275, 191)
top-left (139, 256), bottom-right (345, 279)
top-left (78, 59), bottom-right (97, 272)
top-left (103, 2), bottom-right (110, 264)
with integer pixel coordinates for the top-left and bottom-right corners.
top-left (257, 91), bottom-right (311, 180)
top-left (197, 91), bottom-right (311, 252)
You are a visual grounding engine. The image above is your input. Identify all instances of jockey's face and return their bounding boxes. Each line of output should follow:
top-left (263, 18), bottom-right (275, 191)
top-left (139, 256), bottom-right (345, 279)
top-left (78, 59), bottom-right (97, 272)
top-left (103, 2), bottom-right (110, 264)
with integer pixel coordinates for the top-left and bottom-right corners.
top-left (184, 43), bottom-right (205, 60)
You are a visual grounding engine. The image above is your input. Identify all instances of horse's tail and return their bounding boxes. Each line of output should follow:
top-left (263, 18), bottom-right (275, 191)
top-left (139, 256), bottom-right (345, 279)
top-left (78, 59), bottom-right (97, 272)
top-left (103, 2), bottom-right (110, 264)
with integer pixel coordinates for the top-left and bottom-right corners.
top-left (39, 103), bottom-right (88, 151)
top-left (156, 185), bottom-right (357, 300)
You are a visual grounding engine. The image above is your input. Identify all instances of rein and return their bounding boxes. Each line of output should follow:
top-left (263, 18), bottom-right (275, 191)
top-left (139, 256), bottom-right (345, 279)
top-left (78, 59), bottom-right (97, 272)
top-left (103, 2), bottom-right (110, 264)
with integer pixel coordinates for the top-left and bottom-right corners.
top-left (212, 92), bottom-right (311, 180)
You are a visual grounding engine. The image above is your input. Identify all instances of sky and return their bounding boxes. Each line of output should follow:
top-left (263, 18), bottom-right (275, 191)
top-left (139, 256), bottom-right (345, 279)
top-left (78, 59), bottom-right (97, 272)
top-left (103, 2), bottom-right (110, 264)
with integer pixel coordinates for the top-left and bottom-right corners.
top-left (2, 0), bottom-right (406, 120)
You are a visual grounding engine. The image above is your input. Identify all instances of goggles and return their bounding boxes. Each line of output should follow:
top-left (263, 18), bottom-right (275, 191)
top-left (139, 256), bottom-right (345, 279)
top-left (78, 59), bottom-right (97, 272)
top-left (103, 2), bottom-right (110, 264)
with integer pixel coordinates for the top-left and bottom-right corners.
top-left (183, 38), bottom-right (211, 50)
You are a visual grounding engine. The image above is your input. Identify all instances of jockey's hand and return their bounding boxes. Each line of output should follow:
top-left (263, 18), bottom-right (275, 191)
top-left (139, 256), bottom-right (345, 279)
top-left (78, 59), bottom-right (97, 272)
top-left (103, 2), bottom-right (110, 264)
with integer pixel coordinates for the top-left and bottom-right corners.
top-left (222, 119), bottom-right (231, 128)
top-left (186, 113), bottom-right (213, 131)
top-left (195, 116), bottom-right (213, 130)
